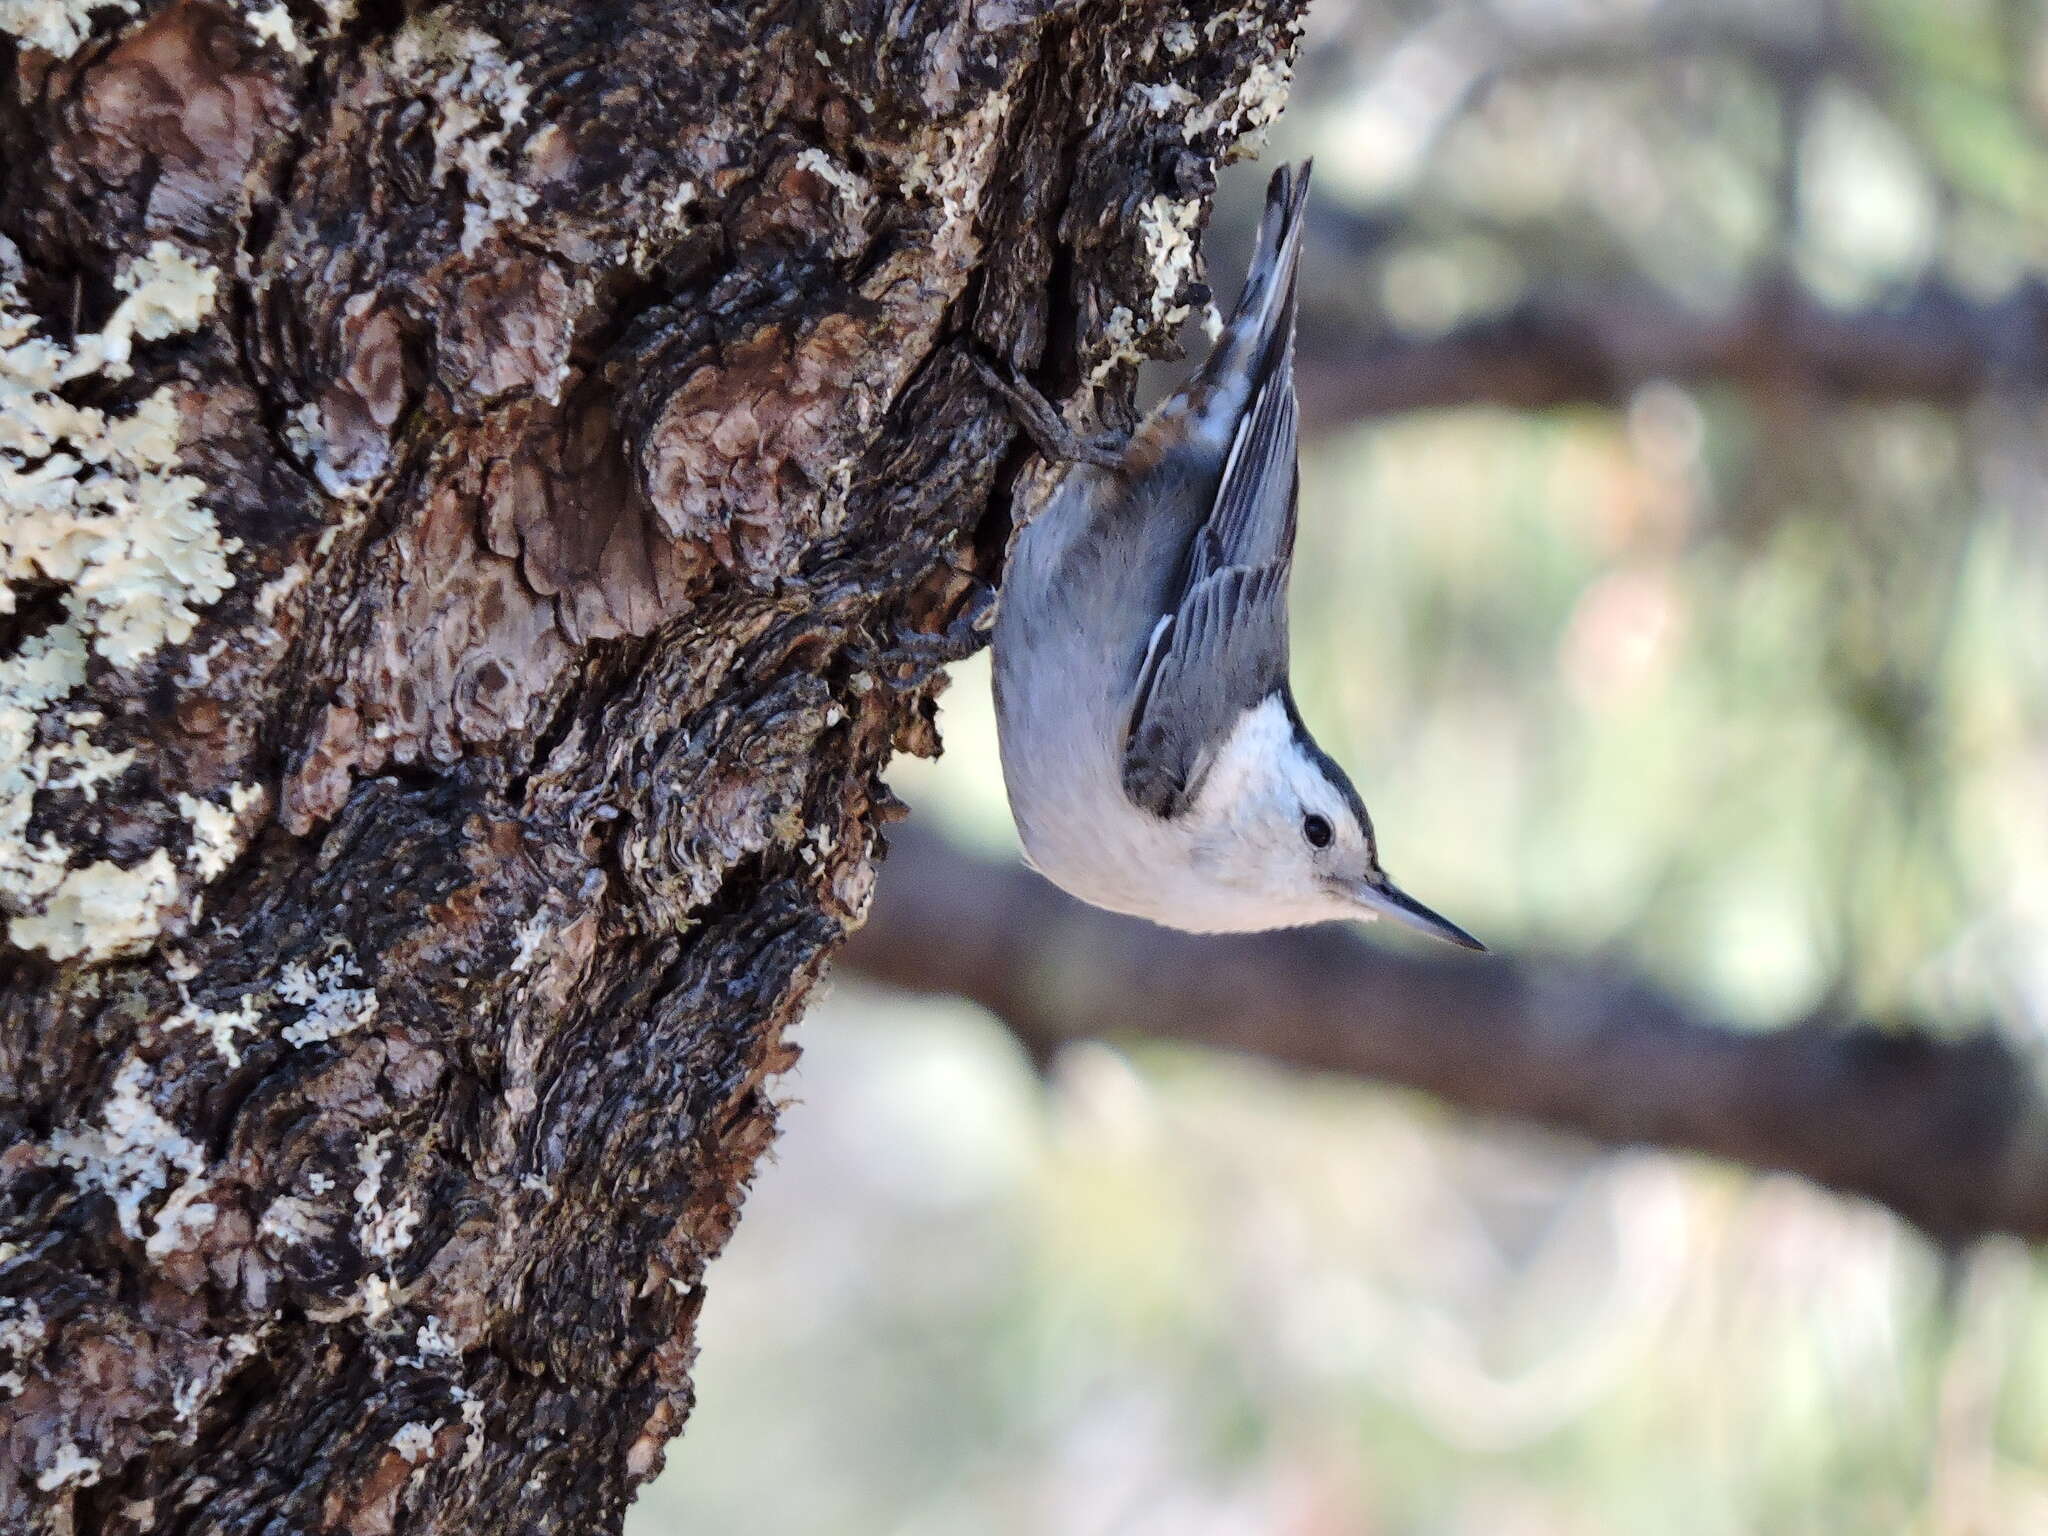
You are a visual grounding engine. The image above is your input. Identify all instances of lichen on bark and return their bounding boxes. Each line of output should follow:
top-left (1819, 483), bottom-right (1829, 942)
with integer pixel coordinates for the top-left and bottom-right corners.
top-left (0, 1), bottom-right (1304, 1529)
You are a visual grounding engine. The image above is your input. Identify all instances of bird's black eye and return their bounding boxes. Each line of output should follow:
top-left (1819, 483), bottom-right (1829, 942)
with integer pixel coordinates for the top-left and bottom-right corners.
top-left (1302, 813), bottom-right (1334, 849)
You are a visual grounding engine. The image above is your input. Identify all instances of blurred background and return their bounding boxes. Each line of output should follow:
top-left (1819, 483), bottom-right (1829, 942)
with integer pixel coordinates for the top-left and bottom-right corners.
top-left (631, 1), bottom-right (2048, 1530)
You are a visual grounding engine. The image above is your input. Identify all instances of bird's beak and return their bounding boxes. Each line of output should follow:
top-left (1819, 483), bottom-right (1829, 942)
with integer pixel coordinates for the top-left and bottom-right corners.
top-left (1346, 872), bottom-right (1487, 952)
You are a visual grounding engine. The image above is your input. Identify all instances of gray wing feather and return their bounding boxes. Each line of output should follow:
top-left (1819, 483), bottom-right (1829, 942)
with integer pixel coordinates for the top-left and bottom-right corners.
top-left (1195, 366), bottom-right (1299, 580)
top-left (1122, 554), bottom-right (1292, 817)
top-left (1120, 164), bottom-right (1308, 818)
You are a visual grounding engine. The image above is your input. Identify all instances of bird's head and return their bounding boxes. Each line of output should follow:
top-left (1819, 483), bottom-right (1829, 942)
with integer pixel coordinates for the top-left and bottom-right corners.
top-left (1182, 694), bottom-right (1485, 947)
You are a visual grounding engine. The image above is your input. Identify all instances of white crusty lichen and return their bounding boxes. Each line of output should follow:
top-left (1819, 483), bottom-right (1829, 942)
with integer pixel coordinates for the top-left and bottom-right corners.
top-left (508, 906), bottom-right (551, 972)
top-left (900, 91), bottom-right (1014, 235)
top-left (625, 179), bottom-right (699, 272)
top-left (792, 147), bottom-right (873, 256)
top-left (165, 990), bottom-right (265, 1066)
top-left (278, 948), bottom-right (379, 1046)
top-left (0, 237), bottom-right (239, 961)
top-left (1089, 67), bottom-right (1278, 388)
top-left (1199, 39), bottom-right (1294, 154)
top-left (453, 1385), bottom-right (486, 1469)
top-left (353, 1131), bottom-right (419, 1260)
top-left (35, 1442), bottom-right (102, 1493)
top-left (1133, 9), bottom-right (1298, 156)
top-left (392, 20), bottom-right (538, 256)
top-left (257, 1191), bottom-right (333, 1247)
top-left (0, 0), bottom-right (137, 58)
top-left (0, 1296), bottom-right (46, 1364)
top-left (1138, 193), bottom-right (1202, 327)
top-left (1, 651), bottom-right (118, 917)
top-left (1086, 305), bottom-right (1143, 388)
top-left (391, 1420), bottom-right (440, 1464)
top-left (177, 782), bottom-right (264, 881)
top-left (1130, 80), bottom-right (1198, 117)
top-left (48, 1057), bottom-right (209, 1247)
top-left (163, 936), bottom-right (372, 1065)
top-left (319, 1127), bottom-right (416, 1325)
top-left (358, 1270), bottom-right (400, 1322)
top-left (243, 2), bottom-right (310, 61)
top-left (415, 1315), bottom-right (459, 1358)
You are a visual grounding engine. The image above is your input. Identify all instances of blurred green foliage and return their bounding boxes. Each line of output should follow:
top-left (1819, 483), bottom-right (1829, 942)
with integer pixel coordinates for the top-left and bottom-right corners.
top-left (632, 1), bottom-right (2048, 1529)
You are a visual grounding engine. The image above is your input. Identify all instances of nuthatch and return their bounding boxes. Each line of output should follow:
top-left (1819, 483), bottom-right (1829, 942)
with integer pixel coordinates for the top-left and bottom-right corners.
top-left (981, 162), bottom-right (1483, 946)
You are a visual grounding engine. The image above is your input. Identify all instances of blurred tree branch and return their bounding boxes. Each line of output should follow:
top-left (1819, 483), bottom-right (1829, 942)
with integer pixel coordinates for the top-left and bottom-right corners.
top-left (1294, 277), bottom-right (2048, 429)
top-left (847, 823), bottom-right (2048, 1246)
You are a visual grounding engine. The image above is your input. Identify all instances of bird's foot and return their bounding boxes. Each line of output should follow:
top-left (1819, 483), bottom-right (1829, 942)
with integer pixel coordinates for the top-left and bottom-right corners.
top-left (855, 580), bottom-right (999, 692)
top-left (968, 354), bottom-right (1127, 471)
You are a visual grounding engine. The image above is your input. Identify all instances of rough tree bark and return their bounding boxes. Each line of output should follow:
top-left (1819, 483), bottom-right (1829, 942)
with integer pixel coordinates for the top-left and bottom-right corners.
top-left (0, 2), bottom-right (1303, 1529)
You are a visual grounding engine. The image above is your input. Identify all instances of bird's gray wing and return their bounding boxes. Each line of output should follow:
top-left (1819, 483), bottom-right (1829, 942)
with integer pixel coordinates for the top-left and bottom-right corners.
top-left (1121, 363), bottom-right (1299, 818)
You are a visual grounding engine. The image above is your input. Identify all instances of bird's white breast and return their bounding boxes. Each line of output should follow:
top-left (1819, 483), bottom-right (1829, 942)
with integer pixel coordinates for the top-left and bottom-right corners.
top-left (1003, 692), bottom-right (1335, 933)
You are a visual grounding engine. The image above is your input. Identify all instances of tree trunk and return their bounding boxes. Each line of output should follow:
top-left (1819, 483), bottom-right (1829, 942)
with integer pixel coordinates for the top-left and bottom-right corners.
top-left (0, 2), bottom-right (1302, 1528)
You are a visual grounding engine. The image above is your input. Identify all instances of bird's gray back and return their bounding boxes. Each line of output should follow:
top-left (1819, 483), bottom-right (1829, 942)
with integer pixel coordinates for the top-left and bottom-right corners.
top-left (992, 454), bottom-right (1218, 889)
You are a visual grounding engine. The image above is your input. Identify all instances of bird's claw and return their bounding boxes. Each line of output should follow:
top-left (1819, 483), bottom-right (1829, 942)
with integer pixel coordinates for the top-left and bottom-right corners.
top-left (968, 353), bottom-right (1127, 471)
top-left (854, 581), bottom-right (999, 692)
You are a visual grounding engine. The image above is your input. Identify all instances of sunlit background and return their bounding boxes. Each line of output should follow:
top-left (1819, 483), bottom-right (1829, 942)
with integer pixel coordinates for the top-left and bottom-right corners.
top-left (632, 1), bottom-right (2048, 1529)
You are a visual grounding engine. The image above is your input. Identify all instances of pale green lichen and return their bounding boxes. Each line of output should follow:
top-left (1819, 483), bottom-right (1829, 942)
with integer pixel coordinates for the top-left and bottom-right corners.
top-left (34, 1443), bottom-right (101, 1492)
top-left (0, 0), bottom-right (137, 58)
top-left (2, 245), bottom-right (232, 669)
top-left (85, 242), bottom-right (219, 379)
top-left (1, 629), bottom-right (97, 908)
top-left (0, 238), bottom-right (239, 961)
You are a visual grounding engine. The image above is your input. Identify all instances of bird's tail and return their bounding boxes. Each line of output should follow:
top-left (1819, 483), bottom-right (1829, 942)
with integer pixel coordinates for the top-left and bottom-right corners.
top-left (1198, 160), bottom-right (1312, 405)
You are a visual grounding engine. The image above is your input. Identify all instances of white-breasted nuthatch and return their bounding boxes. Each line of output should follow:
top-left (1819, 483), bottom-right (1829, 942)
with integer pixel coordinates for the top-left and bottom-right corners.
top-left (982, 162), bottom-right (1483, 946)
